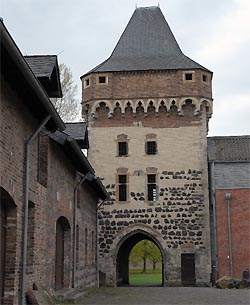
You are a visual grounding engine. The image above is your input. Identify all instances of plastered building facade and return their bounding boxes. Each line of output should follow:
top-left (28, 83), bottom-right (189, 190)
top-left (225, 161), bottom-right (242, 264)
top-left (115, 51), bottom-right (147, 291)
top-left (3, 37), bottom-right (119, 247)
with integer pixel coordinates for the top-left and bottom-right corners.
top-left (81, 7), bottom-right (213, 286)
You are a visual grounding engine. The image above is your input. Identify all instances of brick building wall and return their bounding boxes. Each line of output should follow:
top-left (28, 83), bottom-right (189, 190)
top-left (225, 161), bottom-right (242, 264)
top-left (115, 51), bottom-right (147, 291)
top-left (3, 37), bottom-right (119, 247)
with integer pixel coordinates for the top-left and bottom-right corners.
top-left (1, 76), bottom-right (46, 304)
top-left (1, 69), bottom-right (101, 304)
top-left (216, 189), bottom-right (250, 279)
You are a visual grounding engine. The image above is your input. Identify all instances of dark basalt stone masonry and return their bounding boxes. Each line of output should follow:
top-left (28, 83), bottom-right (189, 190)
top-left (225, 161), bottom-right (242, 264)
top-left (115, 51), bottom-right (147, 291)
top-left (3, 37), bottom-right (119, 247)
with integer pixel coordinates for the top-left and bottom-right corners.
top-left (99, 169), bottom-right (205, 258)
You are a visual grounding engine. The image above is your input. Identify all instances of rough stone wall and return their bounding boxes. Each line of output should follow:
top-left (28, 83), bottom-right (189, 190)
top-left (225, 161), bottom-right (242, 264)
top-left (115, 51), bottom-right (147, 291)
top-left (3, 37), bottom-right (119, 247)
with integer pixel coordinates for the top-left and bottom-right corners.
top-left (216, 189), bottom-right (250, 279)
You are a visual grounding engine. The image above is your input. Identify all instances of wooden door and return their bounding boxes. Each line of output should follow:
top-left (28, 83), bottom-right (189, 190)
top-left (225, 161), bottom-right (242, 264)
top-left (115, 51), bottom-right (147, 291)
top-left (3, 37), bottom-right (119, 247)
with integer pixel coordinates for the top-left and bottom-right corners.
top-left (0, 205), bottom-right (7, 304)
top-left (55, 221), bottom-right (64, 289)
top-left (181, 253), bottom-right (196, 286)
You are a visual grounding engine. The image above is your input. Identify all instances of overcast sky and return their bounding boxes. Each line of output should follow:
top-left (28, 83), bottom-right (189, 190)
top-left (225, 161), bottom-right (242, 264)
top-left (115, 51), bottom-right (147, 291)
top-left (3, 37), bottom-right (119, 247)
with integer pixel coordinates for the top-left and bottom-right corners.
top-left (1, 0), bottom-right (249, 136)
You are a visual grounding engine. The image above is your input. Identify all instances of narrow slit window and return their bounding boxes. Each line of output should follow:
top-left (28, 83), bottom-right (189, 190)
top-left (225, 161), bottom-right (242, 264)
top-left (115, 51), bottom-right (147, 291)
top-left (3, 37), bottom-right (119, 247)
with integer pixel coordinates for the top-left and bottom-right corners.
top-left (146, 141), bottom-right (157, 155)
top-left (147, 174), bottom-right (157, 201)
top-left (118, 142), bottom-right (128, 156)
top-left (118, 175), bottom-right (127, 201)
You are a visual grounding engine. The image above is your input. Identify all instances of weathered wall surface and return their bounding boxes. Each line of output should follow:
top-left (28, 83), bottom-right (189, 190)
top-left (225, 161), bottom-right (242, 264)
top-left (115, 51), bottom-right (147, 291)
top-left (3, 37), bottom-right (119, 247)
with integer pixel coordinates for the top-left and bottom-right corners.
top-left (1, 77), bottom-right (99, 304)
top-left (86, 90), bottom-right (212, 285)
top-left (216, 188), bottom-right (250, 279)
top-left (82, 70), bottom-right (212, 102)
top-left (1, 77), bottom-right (46, 304)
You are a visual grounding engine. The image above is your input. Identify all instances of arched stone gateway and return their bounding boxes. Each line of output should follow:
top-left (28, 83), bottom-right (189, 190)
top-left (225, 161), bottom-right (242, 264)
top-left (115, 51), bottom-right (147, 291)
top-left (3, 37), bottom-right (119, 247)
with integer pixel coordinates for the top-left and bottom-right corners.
top-left (110, 225), bottom-right (168, 287)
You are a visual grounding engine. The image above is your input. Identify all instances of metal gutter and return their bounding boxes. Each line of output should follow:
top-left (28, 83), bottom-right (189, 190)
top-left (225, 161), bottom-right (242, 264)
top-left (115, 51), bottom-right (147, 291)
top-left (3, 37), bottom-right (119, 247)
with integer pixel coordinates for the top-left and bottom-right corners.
top-left (209, 161), bottom-right (218, 284)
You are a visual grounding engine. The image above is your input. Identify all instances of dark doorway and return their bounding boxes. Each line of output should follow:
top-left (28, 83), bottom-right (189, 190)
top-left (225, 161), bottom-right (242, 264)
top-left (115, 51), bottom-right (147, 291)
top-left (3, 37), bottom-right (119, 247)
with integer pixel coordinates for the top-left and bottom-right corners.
top-left (181, 253), bottom-right (196, 286)
top-left (0, 204), bottom-right (7, 305)
top-left (55, 217), bottom-right (70, 290)
top-left (0, 188), bottom-right (16, 305)
top-left (116, 231), bottom-right (164, 287)
top-left (55, 220), bottom-right (64, 289)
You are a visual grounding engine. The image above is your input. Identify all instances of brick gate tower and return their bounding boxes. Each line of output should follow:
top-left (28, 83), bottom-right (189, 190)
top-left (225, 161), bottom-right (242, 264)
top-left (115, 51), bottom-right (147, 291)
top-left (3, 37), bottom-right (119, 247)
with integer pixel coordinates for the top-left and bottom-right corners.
top-left (81, 6), bottom-right (213, 286)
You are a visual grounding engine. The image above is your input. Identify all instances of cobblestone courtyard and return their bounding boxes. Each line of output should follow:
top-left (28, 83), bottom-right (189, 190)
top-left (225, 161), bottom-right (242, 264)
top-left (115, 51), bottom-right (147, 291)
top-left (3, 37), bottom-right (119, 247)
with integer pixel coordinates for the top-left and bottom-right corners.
top-left (77, 287), bottom-right (249, 305)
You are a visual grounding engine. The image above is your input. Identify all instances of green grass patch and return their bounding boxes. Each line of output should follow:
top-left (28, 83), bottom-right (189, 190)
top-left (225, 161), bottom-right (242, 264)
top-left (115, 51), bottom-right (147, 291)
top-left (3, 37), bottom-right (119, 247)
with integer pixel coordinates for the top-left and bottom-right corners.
top-left (129, 269), bottom-right (162, 286)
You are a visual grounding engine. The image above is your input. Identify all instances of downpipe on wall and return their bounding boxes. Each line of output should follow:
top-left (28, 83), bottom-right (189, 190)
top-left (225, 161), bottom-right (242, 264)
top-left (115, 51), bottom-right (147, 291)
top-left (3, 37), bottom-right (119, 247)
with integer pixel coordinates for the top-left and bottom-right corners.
top-left (20, 115), bottom-right (51, 305)
top-left (96, 200), bottom-right (105, 288)
top-left (225, 192), bottom-right (233, 277)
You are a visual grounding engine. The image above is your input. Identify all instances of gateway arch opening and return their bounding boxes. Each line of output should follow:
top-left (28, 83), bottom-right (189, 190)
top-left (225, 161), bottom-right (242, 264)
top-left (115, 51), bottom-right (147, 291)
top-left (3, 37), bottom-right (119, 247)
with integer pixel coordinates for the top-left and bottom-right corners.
top-left (116, 231), bottom-right (164, 287)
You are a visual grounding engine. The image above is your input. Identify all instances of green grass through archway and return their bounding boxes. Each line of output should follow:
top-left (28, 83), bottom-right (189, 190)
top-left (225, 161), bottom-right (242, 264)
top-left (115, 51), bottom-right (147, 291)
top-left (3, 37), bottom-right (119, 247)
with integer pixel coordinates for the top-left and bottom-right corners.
top-left (129, 269), bottom-right (162, 286)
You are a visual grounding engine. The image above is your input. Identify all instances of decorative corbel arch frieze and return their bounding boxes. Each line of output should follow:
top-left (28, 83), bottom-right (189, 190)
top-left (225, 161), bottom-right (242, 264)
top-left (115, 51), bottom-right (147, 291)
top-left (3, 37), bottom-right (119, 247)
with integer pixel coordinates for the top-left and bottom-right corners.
top-left (87, 96), bottom-right (213, 119)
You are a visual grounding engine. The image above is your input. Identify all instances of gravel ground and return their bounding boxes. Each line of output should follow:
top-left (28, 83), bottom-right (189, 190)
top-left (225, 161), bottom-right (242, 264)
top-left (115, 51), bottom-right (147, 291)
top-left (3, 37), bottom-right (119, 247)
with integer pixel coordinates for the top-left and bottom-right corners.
top-left (77, 287), bottom-right (250, 305)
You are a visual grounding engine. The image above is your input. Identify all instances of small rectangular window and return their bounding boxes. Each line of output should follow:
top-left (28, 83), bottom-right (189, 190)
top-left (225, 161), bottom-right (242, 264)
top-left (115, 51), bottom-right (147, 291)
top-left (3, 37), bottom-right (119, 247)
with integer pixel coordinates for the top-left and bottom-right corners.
top-left (84, 78), bottom-right (90, 87)
top-left (202, 75), bottom-right (207, 82)
top-left (118, 142), bottom-right (128, 156)
top-left (147, 174), bottom-right (157, 201)
top-left (118, 175), bottom-right (127, 201)
top-left (185, 73), bottom-right (193, 81)
top-left (146, 141), bottom-right (157, 155)
top-left (99, 76), bottom-right (106, 83)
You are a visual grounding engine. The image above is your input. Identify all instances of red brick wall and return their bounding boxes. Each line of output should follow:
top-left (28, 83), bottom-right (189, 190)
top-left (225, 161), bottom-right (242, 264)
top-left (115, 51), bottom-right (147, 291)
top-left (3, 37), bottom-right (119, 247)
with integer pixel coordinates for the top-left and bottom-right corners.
top-left (82, 69), bottom-right (212, 102)
top-left (216, 189), bottom-right (250, 279)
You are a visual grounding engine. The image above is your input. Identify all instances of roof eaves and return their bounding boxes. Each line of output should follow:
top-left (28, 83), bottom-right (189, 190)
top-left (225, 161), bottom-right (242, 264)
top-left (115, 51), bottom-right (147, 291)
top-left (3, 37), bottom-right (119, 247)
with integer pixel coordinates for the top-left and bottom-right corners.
top-left (0, 20), bottom-right (65, 131)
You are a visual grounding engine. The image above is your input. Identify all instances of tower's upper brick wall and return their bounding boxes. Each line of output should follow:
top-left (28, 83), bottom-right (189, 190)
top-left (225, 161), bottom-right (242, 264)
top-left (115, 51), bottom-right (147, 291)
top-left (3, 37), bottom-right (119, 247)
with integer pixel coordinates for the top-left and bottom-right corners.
top-left (82, 69), bottom-right (212, 103)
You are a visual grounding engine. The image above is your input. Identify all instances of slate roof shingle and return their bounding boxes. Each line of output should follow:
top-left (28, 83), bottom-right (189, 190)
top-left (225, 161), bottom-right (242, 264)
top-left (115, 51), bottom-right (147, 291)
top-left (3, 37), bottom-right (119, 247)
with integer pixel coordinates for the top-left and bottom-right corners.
top-left (64, 122), bottom-right (89, 149)
top-left (207, 136), bottom-right (250, 162)
top-left (82, 6), bottom-right (210, 76)
top-left (25, 55), bottom-right (57, 78)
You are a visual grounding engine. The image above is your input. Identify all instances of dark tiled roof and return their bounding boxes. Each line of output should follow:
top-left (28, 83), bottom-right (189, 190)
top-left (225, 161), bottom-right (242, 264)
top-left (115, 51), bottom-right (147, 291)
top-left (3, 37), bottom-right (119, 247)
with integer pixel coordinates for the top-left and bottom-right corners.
top-left (24, 55), bottom-right (62, 98)
top-left (1, 20), bottom-right (64, 131)
top-left (207, 136), bottom-right (250, 162)
top-left (64, 122), bottom-right (89, 149)
top-left (24, 55), bottom-right (57, 78)
top-left (84, 6), bottom-right (210, 76)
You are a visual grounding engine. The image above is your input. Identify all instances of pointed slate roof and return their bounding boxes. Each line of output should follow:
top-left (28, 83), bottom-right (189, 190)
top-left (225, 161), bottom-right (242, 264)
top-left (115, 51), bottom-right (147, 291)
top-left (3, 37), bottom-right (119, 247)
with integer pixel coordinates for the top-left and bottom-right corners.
top-left (83, 6), bottom-right (209, 76)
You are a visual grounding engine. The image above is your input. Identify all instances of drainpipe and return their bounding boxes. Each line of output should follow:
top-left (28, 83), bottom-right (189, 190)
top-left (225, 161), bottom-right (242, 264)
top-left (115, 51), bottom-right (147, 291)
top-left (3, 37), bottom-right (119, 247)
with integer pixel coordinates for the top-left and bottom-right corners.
top-left (210, 161), bottom-right (218, 283)
top-left (96, 200), bottom-right (105, 288)
top-left (225, 192), bottom-right (233, 277)
top-left (20, 115), bottom-right (51, 305)
top-left (72, 171), bottom-right (94, 288)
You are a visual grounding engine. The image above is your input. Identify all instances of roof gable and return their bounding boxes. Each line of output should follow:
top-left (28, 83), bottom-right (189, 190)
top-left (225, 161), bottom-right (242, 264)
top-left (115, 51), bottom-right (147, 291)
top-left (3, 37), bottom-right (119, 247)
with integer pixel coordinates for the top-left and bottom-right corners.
top-left (64, 122), bottom-right (89, 149)
top-left (25, 55), bottom-right (62, 98)
top-left (84, 6), bottom-right (210, 75)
